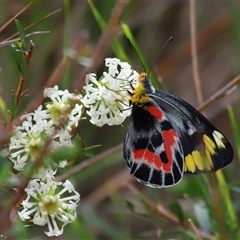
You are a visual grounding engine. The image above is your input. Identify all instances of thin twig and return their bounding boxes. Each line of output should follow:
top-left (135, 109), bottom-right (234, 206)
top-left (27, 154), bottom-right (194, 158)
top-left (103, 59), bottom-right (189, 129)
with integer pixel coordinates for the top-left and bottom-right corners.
top-left (3, 9), bottom-right (61, 42)
top-left (197, 74), bottom-right (240, 112)
top-left (188, 218), bottom-right (202, 240)
top-left (0, 31), bottom-right (50, 48)
top-left (189, 0), bottom-right (203, 104)
top-left (84, 168), bottom-right (131, 205)
top-left (56, 143), bottom-right (123, 182)
top-left (24, 40), bottom-right (34, 65)
top-left (14, 41), bottom-right (34, 105)
top-left (0, 2), bottom-right (32, 33)
top-left (15, 75), bottom-right (25, 105)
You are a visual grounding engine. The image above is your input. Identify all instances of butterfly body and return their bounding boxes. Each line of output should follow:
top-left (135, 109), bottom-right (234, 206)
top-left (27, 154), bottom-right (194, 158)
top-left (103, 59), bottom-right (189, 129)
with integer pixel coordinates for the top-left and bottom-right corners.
top-left (124, 72), bottom-right (233, 188)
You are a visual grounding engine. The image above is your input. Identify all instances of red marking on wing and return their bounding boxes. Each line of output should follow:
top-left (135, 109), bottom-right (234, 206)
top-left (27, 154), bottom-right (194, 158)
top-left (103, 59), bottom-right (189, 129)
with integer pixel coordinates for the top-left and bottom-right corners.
top-left (133, 148), bottom-right (171, 173)
top-left (148, 106), bottom-right (163, 120)
top-left (133, 149), bottom-right (161, 169)
top-left (162, 129), bottom-right (178, 172)
top-left (162, 129), bottom-right (177, 146)
top-left (132, 129), bottom-right (178, 173)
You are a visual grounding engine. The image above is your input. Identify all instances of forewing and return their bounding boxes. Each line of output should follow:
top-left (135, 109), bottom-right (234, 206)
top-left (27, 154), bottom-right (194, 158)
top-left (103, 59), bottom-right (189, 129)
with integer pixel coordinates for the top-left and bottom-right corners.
top-left (150, 90), bottom-right (233, 174)
top-left (124, 102), bottom-right (184, 188)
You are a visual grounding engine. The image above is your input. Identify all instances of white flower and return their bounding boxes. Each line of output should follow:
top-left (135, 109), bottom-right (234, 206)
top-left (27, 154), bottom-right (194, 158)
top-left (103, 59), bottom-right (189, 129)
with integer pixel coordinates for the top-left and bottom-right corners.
top-left (81, 58), bottom-right (138, 127)
top-left (9, 114), bottom-right (49, 171)
top-left (42, 85), bottom-right (83, 132)
top-left (18, 177), bottom-right (80, 237)
top-left (8, 115), bottom-right (69, 172)
top-left (32, 167), bottom-right (56, 179)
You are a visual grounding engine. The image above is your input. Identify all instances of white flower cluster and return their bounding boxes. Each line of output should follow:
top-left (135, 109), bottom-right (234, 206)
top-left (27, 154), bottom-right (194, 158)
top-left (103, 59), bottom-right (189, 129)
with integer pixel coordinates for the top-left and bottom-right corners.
top-left (9, 86), bottom-right (82, 172)
top-left (18, 176), bottom-right (80, 237)
top-left (8, 58), bottom-right (138, 237)
top-left (81, 58), bottom-right (138, 127)
top-left (9, 86), bottom-right (82, 236)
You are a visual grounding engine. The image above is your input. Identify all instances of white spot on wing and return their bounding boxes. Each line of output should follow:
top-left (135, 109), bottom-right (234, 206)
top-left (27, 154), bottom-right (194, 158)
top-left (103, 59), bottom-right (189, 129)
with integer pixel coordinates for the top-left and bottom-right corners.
top-left (186, 121), bottom-right (196, 136)
top-left (213, 130), bottom-right (225, 149)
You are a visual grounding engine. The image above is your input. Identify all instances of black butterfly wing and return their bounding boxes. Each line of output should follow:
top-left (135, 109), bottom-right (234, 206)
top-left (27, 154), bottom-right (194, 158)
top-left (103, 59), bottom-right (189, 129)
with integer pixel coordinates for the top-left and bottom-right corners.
top-left (150, 89), bottom-right (233, 174)
top-left (124, 100), bottom-right (185, 188)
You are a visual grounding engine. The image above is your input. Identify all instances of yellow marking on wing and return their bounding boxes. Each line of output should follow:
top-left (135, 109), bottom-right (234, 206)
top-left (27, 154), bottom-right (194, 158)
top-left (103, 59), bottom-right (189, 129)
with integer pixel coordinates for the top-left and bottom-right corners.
top-left (203, 153), bottom-right (212, 170)
top-left (192, 150), bottom-right (204, 171)
top-left (184, 154), bottom-right (196, 173)
top-left (213, 130), bottom-right (226, 149)
top-left (202, 134), bottom-right (214, 170)
top-left (184, 134), bottom-right (218, 173)
top-left (184, 151), bottom-right (204, 173)
top-left (203, 134), bottom-right (215, 155)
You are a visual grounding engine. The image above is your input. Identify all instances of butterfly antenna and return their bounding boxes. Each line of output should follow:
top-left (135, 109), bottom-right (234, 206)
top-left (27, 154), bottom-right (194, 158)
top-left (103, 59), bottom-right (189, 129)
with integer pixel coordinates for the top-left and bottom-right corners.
top-left (147, 37), bottom-right (173, 76)
top-left (127, 38), bottom-right (146, 72)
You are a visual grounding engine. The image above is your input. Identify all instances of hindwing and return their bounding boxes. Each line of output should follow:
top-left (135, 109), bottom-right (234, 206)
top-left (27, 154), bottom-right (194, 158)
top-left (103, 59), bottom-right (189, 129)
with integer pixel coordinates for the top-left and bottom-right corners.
top-left (124, 101), bottom-right (185, 188)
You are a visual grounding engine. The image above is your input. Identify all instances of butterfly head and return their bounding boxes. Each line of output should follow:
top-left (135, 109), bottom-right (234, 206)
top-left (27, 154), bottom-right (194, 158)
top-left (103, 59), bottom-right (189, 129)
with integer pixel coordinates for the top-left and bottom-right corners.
top-left (130, 72), bottom-right (155, 105)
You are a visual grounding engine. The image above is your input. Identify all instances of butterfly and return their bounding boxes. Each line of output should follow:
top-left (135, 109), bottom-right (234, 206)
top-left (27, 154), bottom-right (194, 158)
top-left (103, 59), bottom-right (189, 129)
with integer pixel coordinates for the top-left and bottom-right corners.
top-left (123, 72), bottom-right (233, 188)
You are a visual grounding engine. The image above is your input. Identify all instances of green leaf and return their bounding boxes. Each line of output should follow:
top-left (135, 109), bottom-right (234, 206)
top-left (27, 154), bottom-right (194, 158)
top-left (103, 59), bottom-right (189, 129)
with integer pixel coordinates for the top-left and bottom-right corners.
top-left (51, 146), bottom-right (78, 162)
top-left (87, 0), bottom-right (106, 30)
top-left (169, 202), bottom-right (184, 221)
top-left (9, 41), bottom-right (27, 75)
top-left (10, 95), bottom-right (17, 119)
top-left (0, 95), bottom-right (8, 121)
top-left (121, 23), bottom-right (151, 74)
top-left (73, 135), bottom-right (84, 154)
top-left (15, 19), bottom-right (26, 50)
top-left (125, 200), bottom-right (135, 212)
top-left (122, 23), bottom-right (165, 88)
top-left (216, 170), bottom-right (237, 230)
top-left (84, 144), bottom-right (101, 158)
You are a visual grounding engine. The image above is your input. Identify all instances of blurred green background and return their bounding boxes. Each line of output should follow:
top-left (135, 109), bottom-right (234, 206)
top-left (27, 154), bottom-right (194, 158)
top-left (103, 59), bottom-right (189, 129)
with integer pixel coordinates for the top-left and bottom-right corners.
top-left (0, 1), bottom-right (240, 239)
